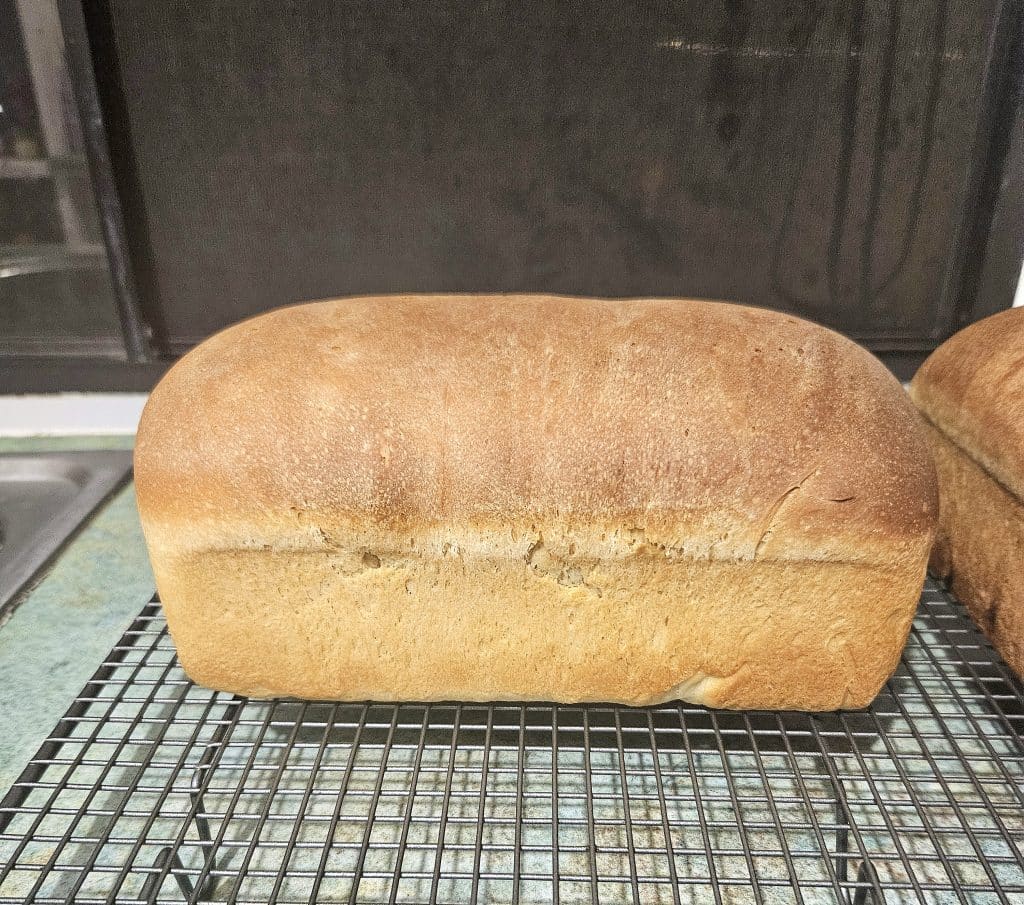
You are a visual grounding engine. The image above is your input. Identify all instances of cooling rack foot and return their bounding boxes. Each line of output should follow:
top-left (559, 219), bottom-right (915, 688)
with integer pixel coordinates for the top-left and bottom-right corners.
top-left (140, 701), bottom-right (242, 902)
top-left (850, 859), bottom-right (881, 904)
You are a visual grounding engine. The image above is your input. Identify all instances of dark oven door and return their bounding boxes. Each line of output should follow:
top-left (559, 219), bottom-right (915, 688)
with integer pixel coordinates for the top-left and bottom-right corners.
top-left (85, 2), bottom-right (1024, 379)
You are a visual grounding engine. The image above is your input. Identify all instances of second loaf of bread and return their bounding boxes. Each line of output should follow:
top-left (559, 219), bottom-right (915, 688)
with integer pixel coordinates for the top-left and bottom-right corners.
top-left (135, 295), bottom-right (937, 710)
top-left (910, 306), bottom-right (1024, 679)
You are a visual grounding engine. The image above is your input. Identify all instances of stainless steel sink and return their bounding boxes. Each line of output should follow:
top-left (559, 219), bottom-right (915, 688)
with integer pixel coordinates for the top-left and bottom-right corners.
top-left (0, 450), bottom-right (132, 613)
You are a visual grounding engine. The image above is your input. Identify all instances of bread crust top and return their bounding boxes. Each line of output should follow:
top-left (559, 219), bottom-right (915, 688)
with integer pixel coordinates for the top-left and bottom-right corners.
top-left (911, 306), bottom-right (1024, 503)
top-left (136, 295), bottom-right (936, 564)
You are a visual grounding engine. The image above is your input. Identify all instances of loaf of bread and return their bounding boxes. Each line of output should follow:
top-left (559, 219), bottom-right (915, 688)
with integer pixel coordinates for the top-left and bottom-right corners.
top-left (910, 307), bottom-right (1024, 679)
top-left (135, 295), bottom-right (936, 710)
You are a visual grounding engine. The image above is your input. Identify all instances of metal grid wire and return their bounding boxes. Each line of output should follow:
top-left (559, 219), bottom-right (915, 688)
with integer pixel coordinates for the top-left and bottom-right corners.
top-left (1, 577), bottom-right (1022, 904)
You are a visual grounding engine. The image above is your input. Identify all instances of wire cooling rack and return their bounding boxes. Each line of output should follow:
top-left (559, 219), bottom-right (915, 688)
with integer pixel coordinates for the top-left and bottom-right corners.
top-left (0, 578), bottom-right (1022, 904)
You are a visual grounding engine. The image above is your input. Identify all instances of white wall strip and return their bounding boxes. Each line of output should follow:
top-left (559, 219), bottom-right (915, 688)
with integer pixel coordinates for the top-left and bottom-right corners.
top-left (0, 394), bottom-right (148, 436)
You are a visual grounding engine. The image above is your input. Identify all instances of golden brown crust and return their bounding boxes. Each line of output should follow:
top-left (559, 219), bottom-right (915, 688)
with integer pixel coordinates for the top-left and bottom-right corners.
top-left (910, 306), bottom-right (1024, 502)
top-left (923, 422), bottom-right (1024, 679)
top-left (156, 547), bottom-right (923, 710)
top-left (137, 295), bottom-right (936, 564)
top-left (135, 295), bottom-right (937, 708)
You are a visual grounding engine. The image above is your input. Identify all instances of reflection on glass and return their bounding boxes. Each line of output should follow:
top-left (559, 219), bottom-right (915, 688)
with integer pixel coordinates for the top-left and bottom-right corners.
top-left (0, 0), bottom-right (121, 357)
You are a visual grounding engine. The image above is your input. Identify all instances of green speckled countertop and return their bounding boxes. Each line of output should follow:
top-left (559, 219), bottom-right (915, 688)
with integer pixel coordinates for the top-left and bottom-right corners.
top-left (0, 436), bottom-right (153, 798)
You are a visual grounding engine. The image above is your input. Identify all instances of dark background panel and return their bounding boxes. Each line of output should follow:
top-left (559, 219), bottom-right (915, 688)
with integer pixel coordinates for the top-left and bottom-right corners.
top-left (100, 0), bottom-right (1010, 356)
